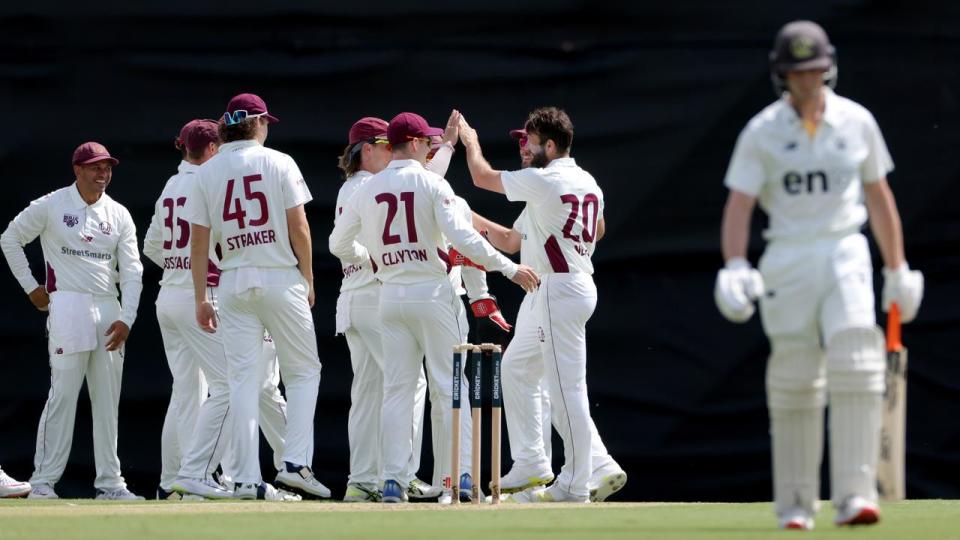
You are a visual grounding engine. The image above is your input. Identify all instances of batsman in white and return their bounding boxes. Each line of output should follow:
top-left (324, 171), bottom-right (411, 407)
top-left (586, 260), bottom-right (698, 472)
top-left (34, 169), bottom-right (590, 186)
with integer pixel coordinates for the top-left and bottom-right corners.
top-left (183, 93), bottom-right (327, 500)
top-left (333, 116), bottom-right (443, 503)
top-left (0, 142), bottom-right (144, 500)
top-left (143, 120), bottom-right (289, 500)
top-left (460, 107), bottom-right (623, 503)
top-left (0, 467), bottom-right (31, 498)
top-left (329, 112), bottom-right (538, 503)
top-left (469, 126), bottom-right (627, 502)
top-left (715, 21), bottom-right (924, 530)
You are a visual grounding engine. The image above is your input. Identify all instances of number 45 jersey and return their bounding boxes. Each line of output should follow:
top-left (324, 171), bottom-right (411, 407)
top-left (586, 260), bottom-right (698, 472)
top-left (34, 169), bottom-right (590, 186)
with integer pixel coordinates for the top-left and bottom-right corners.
top-left (184, 140), bottom-right (312, 271)
top-left (502, 157), bottom-right (604, 276)
top-left (724, 87), bottom-right (894, 242)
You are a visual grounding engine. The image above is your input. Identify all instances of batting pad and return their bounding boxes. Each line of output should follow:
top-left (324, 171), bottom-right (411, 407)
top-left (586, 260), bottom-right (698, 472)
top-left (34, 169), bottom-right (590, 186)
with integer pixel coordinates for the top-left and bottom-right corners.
top-left (826, 327), bottom-right (885, 505)
top-left (770, 406), bottom-right (824, 516)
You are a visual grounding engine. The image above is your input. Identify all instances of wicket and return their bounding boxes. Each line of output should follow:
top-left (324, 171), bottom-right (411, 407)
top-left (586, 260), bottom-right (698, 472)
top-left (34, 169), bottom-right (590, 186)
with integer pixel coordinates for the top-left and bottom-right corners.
top-left (450, 343), bottom-right (502, 505)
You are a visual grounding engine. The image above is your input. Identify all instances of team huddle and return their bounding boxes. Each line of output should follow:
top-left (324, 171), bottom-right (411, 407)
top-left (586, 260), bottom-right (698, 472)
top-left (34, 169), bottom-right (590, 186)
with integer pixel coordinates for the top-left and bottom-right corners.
top-left (0, 20), bottom-right (925, 530)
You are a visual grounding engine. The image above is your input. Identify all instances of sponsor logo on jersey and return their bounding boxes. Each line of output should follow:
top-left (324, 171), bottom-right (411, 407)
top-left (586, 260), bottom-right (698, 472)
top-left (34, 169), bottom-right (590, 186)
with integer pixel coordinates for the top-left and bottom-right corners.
top-left (537, 326), bottom-right (545, 343)
top-left (61, 246), bottom-right (112, 260)
top-left (63, 214), bottom-right (79, 227)
top-left (99, 221), bottom-right (112, 235)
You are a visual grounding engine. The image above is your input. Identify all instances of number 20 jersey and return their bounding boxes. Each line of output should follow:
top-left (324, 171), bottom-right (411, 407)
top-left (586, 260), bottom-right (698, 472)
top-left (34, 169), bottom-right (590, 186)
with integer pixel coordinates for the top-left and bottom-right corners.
top-left (724, 87), bottom-right (894, 241)
top-left (501, 157), bottom-right (604, 275)
top-left (184, 140), bottom-right (312, 270)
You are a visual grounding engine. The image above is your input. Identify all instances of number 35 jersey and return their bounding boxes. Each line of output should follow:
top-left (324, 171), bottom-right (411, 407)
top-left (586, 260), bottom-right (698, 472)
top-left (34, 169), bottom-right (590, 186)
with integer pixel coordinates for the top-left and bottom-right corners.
top-left (724, 87), bottom-right (894, 241)
top-left (501, 157), bottom-right (604, 275)
top-left (184, 140), bottom-right (312, 271)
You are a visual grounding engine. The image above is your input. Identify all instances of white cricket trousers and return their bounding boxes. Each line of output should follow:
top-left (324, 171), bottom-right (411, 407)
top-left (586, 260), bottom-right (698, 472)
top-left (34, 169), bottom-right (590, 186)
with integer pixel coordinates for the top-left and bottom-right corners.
top-left (217, 267), bottom-right (321, 484)
top-left (379, 279), bottom-right (468, 486)
top-left (157, 287), bottom-right (288, 488)
top-left (339, 283), bottom-right (429, 488)
top-left (30, 295), bottom-right (126, 490)
top-left (501, 277), bottom-right (615, 489)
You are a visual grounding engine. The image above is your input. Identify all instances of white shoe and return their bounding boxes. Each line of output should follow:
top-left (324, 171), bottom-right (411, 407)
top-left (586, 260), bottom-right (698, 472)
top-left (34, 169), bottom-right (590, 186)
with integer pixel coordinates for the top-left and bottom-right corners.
top-left (779, 508), bottom-right (815, 530)
top-left (498, 462), bottom-right (554, 494)
top-left (172, 477), bottom-right (233, 499)
top-left (0, 469), bottom-right (31, 498)
top-left (234, 482), bottom-right (301, 501)
top-left (27, 484), bottom-right (59, 499)
top-left (406, 478), bottom-right (442, 499)
top-left (344, 483), bottom-right (381, 502)
top-left (588, 466), bottom-right (628, 502)
top-left (510, 484), bottom-right (587, 503)
top-left (275, 464), bottom-right (331, 499)
top-left (834, 496), bottom-right (880, 526)
top-left (439, 490), bottom-right (453, 505)
top-left (95, 487), bottom-right (145, 500)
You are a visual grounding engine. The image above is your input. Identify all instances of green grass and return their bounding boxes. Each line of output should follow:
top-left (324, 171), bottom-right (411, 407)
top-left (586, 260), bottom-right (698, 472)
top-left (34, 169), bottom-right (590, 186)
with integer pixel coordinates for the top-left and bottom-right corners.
top-left (1, 500), bottom-right (958, 540)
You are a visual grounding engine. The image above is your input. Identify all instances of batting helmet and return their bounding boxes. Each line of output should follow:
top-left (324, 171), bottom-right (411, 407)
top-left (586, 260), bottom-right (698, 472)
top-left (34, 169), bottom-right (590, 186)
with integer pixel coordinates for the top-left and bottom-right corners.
top-left (768, 20), bottom-right (837, 96)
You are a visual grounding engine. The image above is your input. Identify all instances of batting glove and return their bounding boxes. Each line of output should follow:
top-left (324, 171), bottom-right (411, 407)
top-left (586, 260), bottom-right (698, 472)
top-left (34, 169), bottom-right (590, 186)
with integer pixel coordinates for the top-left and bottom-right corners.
top-left (714, 257), bottom-right (764, 323)
top-left (882, 263), bottom-right (924, 323)
top-left (471, 296), bottom-right (512, 332)
top-left (449, 247), bottom-right (487, 271)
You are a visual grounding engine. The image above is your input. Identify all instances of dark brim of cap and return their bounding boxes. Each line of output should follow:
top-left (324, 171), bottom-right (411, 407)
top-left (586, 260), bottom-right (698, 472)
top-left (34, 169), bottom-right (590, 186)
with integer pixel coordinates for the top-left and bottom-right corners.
top-left (424, 126), bottom-right (443, 137)
top-left (76, 156), bottom-right (119, 166)
top-left (265, 113), bottom-right (279, 124)
top-left (509, 129), bottom-right (526, 139)
top-left (779, 56), bottom-right (831, 73)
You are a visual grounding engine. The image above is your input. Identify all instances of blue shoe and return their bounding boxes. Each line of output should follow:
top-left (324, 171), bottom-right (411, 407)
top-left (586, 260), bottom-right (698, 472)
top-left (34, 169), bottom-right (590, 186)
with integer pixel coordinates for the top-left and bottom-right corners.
top-left (459, 473), bottom-right (484, 503)
top-left (382, 479), bottom-right (408, 503)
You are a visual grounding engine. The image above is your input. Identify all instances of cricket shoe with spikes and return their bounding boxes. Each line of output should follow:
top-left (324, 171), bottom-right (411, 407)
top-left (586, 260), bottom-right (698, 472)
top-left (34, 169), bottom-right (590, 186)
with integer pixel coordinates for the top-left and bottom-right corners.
top-left (406, 477), bottom-right (443, 499)
top-left (509, 484), bottom-right (588, 504)
top-left (834, 496), bottom-right (880, 526)
top-left (0, 469), bottom-right (30, 498)
top-left (496, 462), bottom-right (554, 494)
top-left (95, 487), bottom-right (145, 500)
top-left (234, 482), bottom-right (301, 501)
top-left (172, 476), bottom-right (233, 499)
top-left (381, 479), bottom-right (408, 503)
top-left (588, 464), bottom-right (628, 502)
top-left (459, 473), bottom-right (485, 503)
top-left (779, 508), bottom-right (815, 530)
top-left (275, 462), bottom-right (331, 499)
top-left (344, 483), bottom-right (381, 502)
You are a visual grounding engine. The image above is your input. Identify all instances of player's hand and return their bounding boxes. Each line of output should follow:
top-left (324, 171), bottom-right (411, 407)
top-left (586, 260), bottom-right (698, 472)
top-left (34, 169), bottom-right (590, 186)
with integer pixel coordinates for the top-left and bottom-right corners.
top-left (28, 286), bottom-right (50, 312)
top-left (509, 264), bottom-right (540, 293)
top-left (882, 263), bottom-right (923, 323)
top-left (442, 110), bottom-right (461, 146)
top-left (471, 297), bottom-right (512, 332)
top-left (458, 117), bottom-right (478, 148)
top-left (196, 300), bottom-right (218, 333)
top-left (307, 282), bottom-right (316, 309)
top-left (448, 247), bottom-right (487, 271)
top-left (104, 321), bottom-right (130, 351)
top-left (714, 258), bottom-right (764, 323)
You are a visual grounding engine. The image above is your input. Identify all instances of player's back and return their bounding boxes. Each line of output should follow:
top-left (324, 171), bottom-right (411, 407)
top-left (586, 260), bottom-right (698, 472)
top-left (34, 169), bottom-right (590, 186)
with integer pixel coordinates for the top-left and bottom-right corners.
top-left (504, 158), bottom-right (603, 275)
top-left (196, 140), bottom-right (309, 271)
top-left (350, 159), bottom-right (450, 285)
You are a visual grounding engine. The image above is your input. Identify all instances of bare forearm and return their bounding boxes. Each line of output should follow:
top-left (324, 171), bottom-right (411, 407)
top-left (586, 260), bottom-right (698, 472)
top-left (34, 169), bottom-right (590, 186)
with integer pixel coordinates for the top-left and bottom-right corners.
top-left (291, 224), bottom-right (314, 282)
top-left (721, 191), bottom-right (756, 262)
top-left (865, 181), bottom-right (905, 269)
top-left (190, 224), bottom-right (211, 303)
top-left (464, 144), bottom-right (504, 193)
top-left (472, 212), bottom-right (519, 254)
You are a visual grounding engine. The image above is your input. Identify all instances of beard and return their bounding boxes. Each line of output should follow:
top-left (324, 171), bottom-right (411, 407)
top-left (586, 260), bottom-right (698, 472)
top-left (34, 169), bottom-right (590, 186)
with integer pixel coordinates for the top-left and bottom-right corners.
top-left (529, 148), bottom-right (549, 168)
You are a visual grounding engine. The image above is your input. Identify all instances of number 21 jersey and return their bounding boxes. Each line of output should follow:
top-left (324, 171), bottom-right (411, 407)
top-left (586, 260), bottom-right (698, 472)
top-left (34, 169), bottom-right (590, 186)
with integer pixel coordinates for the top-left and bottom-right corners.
top-left (501, 157), bottom-right (603, 275)
top-left (184, 140), bottom-right (312, 270)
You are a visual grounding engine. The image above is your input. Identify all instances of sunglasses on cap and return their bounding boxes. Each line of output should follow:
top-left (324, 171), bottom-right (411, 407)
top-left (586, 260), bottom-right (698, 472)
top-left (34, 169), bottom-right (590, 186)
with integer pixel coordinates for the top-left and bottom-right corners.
top-left (222, 109), bottom-right (268, 126)
top-left (349, 137), bottom-right (389, 156)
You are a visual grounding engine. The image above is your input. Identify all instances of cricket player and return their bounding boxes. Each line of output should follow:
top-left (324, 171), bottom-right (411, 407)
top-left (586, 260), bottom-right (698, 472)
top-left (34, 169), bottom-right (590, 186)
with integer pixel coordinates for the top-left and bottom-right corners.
top-left (329, 112), bottom-right (539, 503)
top-left (0, 142), bottom-right (144, 500)
top-left (0, 467), bottom-right (31, 498)
top-left (334, 116), bottom-right (442, 502)
top-left (144, 120), bottom-right (290, 500)
top-left (715, 21), bottom-right (924, 529)
top-left (459, 107), bottom-right (622, 503)
top-left (183, 93), bottom-right (326, 500)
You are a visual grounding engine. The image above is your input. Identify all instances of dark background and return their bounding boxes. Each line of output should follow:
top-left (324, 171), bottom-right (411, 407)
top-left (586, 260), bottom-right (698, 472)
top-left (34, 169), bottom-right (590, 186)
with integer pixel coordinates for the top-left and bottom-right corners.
top-left (1, 1), bottom-right (958, 501)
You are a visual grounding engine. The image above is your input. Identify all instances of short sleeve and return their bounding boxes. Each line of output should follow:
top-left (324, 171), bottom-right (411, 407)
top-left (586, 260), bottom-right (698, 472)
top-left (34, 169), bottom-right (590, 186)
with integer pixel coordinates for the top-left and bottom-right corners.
top-left (182, 175), bottom-right (210, 227)
top-left (501, 168), bottom-right (553, 202)
top-left (281, 156), bottom-right (312, 209)
top-left (860, 111), bottom-right (894, 183)
top-left (723, 127), bottom-right (766, 196)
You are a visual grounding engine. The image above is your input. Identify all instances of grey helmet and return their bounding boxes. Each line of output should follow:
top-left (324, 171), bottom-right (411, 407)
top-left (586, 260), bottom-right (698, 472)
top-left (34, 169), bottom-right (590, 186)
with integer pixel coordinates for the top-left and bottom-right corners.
top-left (769, 20), bottom-right (838, 96)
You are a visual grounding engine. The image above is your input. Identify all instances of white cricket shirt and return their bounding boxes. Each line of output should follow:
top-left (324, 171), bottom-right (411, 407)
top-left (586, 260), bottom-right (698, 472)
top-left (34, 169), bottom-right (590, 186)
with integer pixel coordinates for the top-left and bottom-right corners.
top-left (183, 140), bottom-right (312, 270)
top-left (0, 183), bottom-right (144, 327)
top-left (724, 87), bottom-right (894, 241)
top-left (500, 157), bottom-right (603, 275)
top-left (144, 161), bottom-right (222, 288)
top-left (334, 171), bottom-right (377, 293)
top-left (329, 159), bottom-right (517, 285)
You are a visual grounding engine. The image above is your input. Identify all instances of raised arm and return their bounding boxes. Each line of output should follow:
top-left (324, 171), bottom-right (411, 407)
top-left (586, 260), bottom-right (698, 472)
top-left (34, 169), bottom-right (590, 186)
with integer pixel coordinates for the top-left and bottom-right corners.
top-left (459, 117), bottom-right (505, 194)
top-left (471, 211), bottom-right (520, 255)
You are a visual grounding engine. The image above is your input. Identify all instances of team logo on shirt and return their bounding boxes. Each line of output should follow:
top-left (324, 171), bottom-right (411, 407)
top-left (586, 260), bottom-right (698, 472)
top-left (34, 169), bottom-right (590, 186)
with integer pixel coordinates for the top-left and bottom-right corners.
top-left (63, 214), bottom-right (79, 227)
top-left (99, 221), bottom-right (112, 235)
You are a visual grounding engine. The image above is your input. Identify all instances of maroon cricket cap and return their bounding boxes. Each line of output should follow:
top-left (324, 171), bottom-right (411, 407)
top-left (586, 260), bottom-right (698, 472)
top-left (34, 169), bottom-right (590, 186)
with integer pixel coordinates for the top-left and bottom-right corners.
top-left (72, 141), bottom-right (118, 166)
top-left (386, 112), bottom-right (443, 145)
top-left (509, 129), bottom-right (526, 139)
top-left (348, 117), bottom-right (389, 145)
top-left (225, 93), bottom-right (279, 124)
top-left (176, 119), bottom-right (220, 153)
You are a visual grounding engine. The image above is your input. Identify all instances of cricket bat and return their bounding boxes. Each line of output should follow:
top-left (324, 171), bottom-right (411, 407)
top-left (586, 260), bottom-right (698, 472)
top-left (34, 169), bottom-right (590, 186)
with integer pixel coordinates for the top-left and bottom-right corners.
top-left (877, 303), bottom-right (907, 501)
